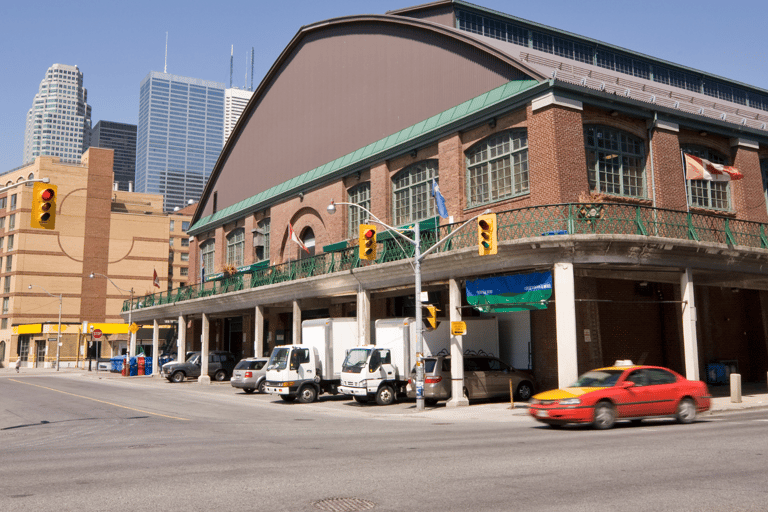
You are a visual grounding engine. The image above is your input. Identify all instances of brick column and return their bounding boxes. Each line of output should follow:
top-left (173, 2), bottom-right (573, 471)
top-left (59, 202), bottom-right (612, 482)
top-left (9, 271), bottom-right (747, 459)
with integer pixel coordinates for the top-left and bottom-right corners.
top-left (438, 134), bottom-right (462, 222)
top-left (650, 123), bottom-right (687, 211)
top-left (730, 139), bottom-right (768, 223)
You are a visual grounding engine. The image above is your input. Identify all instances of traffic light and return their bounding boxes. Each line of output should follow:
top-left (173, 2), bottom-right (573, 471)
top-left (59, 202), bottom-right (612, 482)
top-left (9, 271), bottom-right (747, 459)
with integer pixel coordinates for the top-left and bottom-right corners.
top-left (359, 224), bottom-right (377, 260)
top-left (31, 182), bottom-right (57, 230)
top-left (422, 304), bottom-right (440, 331)
top-left (477, 212), bottom-right (497, 255)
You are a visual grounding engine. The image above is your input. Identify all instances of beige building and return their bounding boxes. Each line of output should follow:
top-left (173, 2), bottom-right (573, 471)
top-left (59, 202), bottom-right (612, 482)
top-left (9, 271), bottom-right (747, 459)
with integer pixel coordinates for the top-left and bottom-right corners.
top-left (0, 147), bottom-right (191, 369)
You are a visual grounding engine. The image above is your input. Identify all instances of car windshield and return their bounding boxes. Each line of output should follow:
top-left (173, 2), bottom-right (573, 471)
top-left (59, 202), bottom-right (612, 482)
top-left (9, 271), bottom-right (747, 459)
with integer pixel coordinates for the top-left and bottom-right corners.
top-left (267, 348), bottom-right (290, 371)
top-left (570, 370), bottom-right (624, 387)
top-left (342, 348), bottom-right (370, 373)
top-left (186, 353), bottom-right (199, 364)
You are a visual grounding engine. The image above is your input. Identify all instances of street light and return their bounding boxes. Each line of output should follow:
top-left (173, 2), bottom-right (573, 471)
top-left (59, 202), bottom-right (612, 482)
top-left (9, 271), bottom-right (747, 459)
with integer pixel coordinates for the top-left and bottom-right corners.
top-left (89, 272), bottom-right (135, 358)
top-left (327, 200), bottom-right (483, 411)
top-left (28, 284), bottom-right (62, 371)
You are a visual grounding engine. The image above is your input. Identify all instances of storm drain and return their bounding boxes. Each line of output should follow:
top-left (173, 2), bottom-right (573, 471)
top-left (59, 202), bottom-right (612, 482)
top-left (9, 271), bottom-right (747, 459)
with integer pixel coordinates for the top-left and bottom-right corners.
top-left (313, 497), bottom-right (376, 511)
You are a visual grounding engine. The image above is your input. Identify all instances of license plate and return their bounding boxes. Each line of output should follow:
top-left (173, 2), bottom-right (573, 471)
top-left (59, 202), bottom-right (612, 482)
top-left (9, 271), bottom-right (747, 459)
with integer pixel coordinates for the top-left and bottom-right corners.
top-left (536, 409), bottom-right (548, 418)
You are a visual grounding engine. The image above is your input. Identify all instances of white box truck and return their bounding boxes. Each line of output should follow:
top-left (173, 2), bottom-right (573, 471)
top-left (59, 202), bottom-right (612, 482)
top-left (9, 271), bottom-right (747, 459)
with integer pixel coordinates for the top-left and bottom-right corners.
top-left (264, 318), bottom-right (358, 403)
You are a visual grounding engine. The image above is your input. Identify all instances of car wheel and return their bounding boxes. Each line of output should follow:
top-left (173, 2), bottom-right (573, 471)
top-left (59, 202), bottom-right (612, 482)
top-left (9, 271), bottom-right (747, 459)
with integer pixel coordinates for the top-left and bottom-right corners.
top-left (280, 394), bottom-right (296, 402)
top-left (353, 396), bottom-right (369, 404)
top-left (515, 381), bottom-right (534, 401)
top-left (258, 380), bottom-right (267, 394)
top-left (243, 388), bottom-right (255, 394)
top-left (593, 401), bottom-right (616, 430)
top-left (171, 371), bottom-right (185, 383)
top-left (425, 398), bottom-right (438, 406)
top-left (297, 385), bottom-right (318, 404)
top-left (214, 369), bottom-right (227, 382)
top-left (376, 385), bottom-right (395, 406)
top-left (676, 398), bottom-right (697, 424)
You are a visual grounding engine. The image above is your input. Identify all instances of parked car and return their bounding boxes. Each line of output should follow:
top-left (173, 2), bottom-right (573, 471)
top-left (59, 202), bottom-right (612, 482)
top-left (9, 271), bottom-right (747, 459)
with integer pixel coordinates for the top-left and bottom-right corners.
top-left (231, 357), bottom-right (269, 393)
top-left (163, 351), bottom-right (237, 383)
top-left (528, 362), bottom-right (711, 429)
top-left (406, 355), bottom-right (535, 405)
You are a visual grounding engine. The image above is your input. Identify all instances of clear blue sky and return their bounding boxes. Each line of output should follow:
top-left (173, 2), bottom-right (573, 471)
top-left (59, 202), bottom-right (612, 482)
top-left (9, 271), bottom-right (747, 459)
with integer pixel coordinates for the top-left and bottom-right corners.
top-left (1, 0), bottom-right (766, 173)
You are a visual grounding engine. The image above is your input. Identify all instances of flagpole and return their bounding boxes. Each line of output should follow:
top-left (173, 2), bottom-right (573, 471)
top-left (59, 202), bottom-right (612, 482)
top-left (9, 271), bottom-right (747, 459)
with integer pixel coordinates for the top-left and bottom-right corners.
top-left (681, 150), bottom-right (690, 212)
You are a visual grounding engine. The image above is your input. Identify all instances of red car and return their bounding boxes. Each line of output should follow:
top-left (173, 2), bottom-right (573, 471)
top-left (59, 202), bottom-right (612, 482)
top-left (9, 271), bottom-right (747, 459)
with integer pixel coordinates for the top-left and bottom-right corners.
top-left (528, 364), bottom-right (711, 429)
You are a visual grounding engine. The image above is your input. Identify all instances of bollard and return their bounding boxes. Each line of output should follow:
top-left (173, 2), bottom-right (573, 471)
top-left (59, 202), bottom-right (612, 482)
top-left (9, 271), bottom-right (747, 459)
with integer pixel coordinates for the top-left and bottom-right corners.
top-left (121, 356), bottom-right (128, 377)
top-left (137, 355), bottom-right (145, 376)
top-left (730, 373), bottom-right (742, 403)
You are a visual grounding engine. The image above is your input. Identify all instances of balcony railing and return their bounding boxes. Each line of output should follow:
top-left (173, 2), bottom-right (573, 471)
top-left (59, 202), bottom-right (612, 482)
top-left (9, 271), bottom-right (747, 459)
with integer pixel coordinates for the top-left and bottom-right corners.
top-left (123, 203), bottom-right (768, 312)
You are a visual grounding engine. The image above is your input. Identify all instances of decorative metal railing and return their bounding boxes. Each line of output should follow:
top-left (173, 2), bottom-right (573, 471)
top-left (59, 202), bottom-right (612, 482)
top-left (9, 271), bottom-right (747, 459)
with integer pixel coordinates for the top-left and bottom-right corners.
top-left (123, 203), bottom-right (768, 312)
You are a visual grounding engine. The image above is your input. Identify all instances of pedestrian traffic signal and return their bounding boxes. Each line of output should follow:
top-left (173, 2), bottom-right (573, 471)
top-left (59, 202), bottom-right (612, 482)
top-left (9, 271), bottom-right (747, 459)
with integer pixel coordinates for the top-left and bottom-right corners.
top-left (359, 224), bottom-right (377, 260)
top-left (422, 304), bottom-right (440, 331)
top-left (477, 212), bottom-right (497, 255)
top-left (31, 182), bottom-right (57, 230)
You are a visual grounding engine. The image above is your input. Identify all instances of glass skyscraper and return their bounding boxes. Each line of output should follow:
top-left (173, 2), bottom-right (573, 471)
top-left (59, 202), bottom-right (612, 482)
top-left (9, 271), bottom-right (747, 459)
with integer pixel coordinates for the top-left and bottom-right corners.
top-left (90, 121), bottom-right (137, 191)
top-left (136, 72), bottom-right (225, 212)
top-left (24, 63), bottom-right (92, 165)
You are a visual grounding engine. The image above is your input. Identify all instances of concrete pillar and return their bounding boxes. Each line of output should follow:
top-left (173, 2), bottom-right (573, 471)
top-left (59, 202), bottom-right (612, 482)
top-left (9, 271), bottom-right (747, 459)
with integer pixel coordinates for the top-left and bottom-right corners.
top-left (152, 319), bottom-right (159, 375)
top-left (730, 373), bottom-right (742, 403)
top-left (129, 330), bottom-right (136, 357)
top-left (447, 278), bottom-right (468, 407)
top-left (177, 314), bottom-right (186, 361)
top-left (554, 262), bottom-right (578, 388)
top-left (357, 288), bottom-right (371, 346)
top-left (199, 313), bottom-right (210, 384)
top-left (681, 268), bottom-right (700, 381)
top-left (292, 301), bottom-right (301, 345)
top-left (255, 306), bottom-right (265, 357)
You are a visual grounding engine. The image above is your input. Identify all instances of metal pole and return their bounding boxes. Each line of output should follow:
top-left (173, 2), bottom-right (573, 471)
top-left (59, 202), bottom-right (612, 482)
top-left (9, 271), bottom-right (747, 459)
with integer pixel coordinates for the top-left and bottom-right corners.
top-left (413, 222), bottom-right (425, 412)
top-left (56, 294), bottom-right (62, 371)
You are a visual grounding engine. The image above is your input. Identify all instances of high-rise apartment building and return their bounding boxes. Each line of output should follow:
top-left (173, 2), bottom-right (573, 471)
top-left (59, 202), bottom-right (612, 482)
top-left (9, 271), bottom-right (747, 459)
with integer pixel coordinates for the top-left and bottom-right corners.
top-left (90, 121), bottom-right (137, 191)
top-left (224, 87), bottom-right (254, 143)
top-left (23, 64), bottom-right (92, 165)
top-left (135, 71), bottom-right (225, 212)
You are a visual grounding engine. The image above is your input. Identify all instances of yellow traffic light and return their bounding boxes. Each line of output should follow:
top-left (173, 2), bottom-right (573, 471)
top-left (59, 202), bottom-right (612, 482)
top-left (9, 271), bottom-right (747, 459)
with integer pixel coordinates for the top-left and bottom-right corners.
top-left (422, 304), bottom-right (440, 331)
top-left (31, 182), bottom-right (57, 230)
top-left (477, 212), bottom-right (497, 255)
top-left (359, 224), bottom-right (377, 260)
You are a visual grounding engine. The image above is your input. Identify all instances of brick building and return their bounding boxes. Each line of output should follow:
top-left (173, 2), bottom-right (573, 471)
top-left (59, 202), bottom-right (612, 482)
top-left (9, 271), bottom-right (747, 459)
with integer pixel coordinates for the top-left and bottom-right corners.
top-left (125, 1), bottom-right (768, 395)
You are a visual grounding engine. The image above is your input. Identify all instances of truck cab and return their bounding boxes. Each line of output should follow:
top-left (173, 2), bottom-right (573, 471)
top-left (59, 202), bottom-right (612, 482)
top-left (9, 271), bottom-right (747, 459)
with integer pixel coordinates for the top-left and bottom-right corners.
top-left (338, 345), bottom-right (401, 405)
top-left (264, 345), bottom-right (322, 403)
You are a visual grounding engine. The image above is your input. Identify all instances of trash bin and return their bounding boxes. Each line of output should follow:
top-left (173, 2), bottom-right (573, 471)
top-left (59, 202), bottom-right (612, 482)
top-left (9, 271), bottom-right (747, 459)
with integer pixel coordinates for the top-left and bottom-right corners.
top-left (706, 363), bottom-right (727, 385)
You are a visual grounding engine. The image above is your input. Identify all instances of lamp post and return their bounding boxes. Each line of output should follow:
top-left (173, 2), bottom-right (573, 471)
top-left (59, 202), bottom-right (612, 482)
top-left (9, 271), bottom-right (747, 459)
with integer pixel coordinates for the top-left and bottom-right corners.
top-left (89, 272), bottom-right (135, 358)
top-left (28, 284), bottom-right (62, 371)
top-left (327, 200), bottom-right (483, 412)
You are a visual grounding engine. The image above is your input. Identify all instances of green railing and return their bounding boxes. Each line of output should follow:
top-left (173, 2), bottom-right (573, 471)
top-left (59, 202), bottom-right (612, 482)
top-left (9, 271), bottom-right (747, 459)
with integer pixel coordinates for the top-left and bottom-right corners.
top-left (123, 203), bottom-right (768, 312)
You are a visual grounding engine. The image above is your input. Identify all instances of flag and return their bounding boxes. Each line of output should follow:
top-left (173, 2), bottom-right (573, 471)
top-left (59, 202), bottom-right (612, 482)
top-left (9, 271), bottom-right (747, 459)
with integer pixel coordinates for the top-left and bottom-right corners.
top-left (289, 222), bottom-right (309, 253)
top-left (684, 154), bottom-right (743, 181)
top-left (431, 179), bottom-right (448, 219)
top-left (153, 268), bottom-right (160, 288)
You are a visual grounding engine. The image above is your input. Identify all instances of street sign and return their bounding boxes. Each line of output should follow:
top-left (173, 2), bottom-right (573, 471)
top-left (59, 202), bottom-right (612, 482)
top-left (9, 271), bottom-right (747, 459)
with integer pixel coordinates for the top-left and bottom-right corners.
top-left (48, 337), bottom-right (58, 342)
top-left (451, 321), bottom-right (467, 336)
top-left (130, 323), bottom-right (140, 334)
top-left (93, 328), bottom-right (103, 339)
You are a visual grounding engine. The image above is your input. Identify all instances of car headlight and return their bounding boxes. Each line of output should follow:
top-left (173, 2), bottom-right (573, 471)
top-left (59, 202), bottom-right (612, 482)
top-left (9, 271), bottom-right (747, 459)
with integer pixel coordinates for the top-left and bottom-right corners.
top-left (559, 398), bottom-right (581, 405)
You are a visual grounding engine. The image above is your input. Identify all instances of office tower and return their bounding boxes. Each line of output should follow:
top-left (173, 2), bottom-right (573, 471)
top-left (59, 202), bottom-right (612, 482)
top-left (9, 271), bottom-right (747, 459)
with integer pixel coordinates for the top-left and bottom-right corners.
top-left (23, 64), bottom-right (92, 165)
top-left (135, 71), bottom-right (225, 212)
top-left (90, 121), bottom-right (137, 191)
top-left (224, 88), bottom-right (254, 143)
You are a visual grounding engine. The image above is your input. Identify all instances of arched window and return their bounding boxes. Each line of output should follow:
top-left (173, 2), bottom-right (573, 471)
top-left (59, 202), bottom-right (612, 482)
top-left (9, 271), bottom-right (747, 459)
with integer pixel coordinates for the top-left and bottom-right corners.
top-left (200, 239), bottom-right (215, 279)
top-left (682, 145), bottom-right (730, 210)
top-left (254, 218), bottom-right (270, 262)
top-left (26, 173), bottom-right (35, 186)
top-left (466, 129), bottom-right (528, 207)
top-left (392, 160), bottom-right (438, 226)
top-left (226, 228), bottom-right (244, 267)
top-left (584, 125), bottom-right (645, 197)
top-left (347, 182), bottom-right (370, 239)
top-left (300, 227), bottom-right (315, 258)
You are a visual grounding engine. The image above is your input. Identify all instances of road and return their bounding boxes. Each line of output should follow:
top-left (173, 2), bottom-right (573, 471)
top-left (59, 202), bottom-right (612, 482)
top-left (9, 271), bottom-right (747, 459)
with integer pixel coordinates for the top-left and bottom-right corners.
top-left (1, 372), bottom-right (767, 512)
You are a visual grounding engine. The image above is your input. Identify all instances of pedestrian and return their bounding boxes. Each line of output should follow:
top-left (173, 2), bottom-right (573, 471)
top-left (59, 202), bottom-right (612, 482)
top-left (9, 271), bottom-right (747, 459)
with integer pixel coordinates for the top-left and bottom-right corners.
top-left (15, 357), bottom-right (21, 373)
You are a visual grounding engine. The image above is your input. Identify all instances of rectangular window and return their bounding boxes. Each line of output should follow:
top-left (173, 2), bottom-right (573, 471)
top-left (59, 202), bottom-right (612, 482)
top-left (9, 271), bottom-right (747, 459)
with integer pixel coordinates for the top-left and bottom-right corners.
top-left (169, 238), bottom-right (174, 246)
top-left (255, 218), bottom-right (270, 262)
top-left (180, 267), bottom-right (189, 276)
top-left (182, 221), bottom-right (190, 231)
top-left (181, 237), bottom-right (190, 247)
top-left (170, 220), bottom-right (175, 231)
top-left (1, 318), bottom-right (6, 330)
top-left (3, 276), bottom-right (9, 293)
top-left (6, 235), bottom-right (13, 251)
top-left (9, 195), bottom-right (16, 210)
top-left (2, 297), bottom-right (8, 313)
top-left (5, 255), bottom-right (11, 272)
top-left (8, 214), bottom-right (15, 230)
top-left (181, 252), bottom-right (189, 262)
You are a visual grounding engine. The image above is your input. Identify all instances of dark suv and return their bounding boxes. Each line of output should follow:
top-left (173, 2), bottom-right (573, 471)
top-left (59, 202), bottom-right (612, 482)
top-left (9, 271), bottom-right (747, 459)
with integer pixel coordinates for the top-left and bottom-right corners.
top-left (163, 351), bottom-right (237, 383)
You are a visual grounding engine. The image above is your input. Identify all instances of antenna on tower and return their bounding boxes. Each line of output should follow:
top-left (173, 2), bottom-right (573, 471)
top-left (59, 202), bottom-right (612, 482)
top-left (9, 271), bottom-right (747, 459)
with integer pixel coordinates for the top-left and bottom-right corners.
top-left (164, 32), bottom-right (168, 73)
top-left (229, 45), bottom-right (233, 88)
top-left (244, 53), bottom-right (247, 89)
top-left (250, 47), bottom-right (255, 91)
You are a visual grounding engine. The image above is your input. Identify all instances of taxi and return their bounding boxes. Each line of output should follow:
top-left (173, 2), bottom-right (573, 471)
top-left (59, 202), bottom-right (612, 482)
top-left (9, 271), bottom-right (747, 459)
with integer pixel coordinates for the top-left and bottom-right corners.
top-left (528, 361), bottom-right (711, 429)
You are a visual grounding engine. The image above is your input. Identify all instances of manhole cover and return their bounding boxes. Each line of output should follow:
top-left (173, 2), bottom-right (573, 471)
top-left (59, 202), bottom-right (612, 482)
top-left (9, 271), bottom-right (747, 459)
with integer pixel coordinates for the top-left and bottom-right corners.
top-left (313, 497), bottom-right (376, 511)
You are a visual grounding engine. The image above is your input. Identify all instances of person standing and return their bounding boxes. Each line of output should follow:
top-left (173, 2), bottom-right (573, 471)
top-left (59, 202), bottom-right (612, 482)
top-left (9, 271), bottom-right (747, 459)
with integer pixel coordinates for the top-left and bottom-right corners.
top-left (15, 357), bottom-right (21, 373)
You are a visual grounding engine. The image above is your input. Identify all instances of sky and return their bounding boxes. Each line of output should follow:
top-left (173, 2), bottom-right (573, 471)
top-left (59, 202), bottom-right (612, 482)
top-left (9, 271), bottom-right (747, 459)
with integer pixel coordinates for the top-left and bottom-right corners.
top-left (1, 0), bottom-right (767, 173)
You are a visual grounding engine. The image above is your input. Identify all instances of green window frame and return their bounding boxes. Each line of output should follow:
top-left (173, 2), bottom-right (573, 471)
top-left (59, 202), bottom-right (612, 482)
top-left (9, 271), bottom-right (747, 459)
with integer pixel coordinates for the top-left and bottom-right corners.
top-left (392, 160), bottom-right (438, 226)
top-left (466, 129), bottom-right (529, 208)
top-left (584, 125), bottom-right (646, 198)
top-left (347, 182), bottom-right (371, 239)
top-left (682, 145), bottom-right (730, 211)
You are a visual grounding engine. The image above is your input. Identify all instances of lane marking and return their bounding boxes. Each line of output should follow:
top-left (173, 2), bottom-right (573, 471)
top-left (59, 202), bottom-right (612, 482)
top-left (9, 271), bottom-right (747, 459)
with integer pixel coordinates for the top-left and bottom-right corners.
top-left (9, 379), bottom-right (190, 421)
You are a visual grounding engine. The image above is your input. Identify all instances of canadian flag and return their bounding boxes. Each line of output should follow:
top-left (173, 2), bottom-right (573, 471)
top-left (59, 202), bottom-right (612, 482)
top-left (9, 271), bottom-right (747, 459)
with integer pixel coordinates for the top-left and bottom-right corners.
top-left (153, 268), bottom-right (160, 288)
top-left (289, 222), bottom-right (309, 253)
top-left (684, 154), bottom-right (743, 181)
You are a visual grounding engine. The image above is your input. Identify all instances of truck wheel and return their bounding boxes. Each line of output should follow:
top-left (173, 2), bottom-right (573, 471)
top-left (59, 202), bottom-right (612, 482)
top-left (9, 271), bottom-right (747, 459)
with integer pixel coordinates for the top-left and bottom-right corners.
top-left (214, 369), bottom-right (227, 381)
top-left (280, 394), bottom-right (296, 402)
top-left (353, 396), bottom-right (369, 404)
top-left (376, 385), bottom-right (395, 406)
top-left (298, 385), bottom-right (318, 403)
top-left (171, 371), bottom-right (185, 383)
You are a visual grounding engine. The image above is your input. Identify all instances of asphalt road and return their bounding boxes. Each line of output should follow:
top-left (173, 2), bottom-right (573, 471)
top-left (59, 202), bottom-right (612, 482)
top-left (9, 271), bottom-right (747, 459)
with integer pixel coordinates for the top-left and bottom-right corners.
top-left (2, 373), bottom-right (767, 512)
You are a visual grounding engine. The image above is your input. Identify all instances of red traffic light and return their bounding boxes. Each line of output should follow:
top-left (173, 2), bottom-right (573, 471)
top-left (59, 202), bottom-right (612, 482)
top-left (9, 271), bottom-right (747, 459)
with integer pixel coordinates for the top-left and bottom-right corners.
top-left (41, 188), bottom-right (55, 201)
top-left (363, 228), bottom-right (375, 239)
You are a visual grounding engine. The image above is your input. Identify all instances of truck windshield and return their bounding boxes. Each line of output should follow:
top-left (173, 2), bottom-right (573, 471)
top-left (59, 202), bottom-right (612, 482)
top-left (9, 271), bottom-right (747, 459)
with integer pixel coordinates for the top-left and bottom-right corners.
top-left (342, 348), bottom-right (370, 374)
top-left (267, 348), bottom-right (291, 371)
top-left (186, 353), bottom-right (199, 364)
